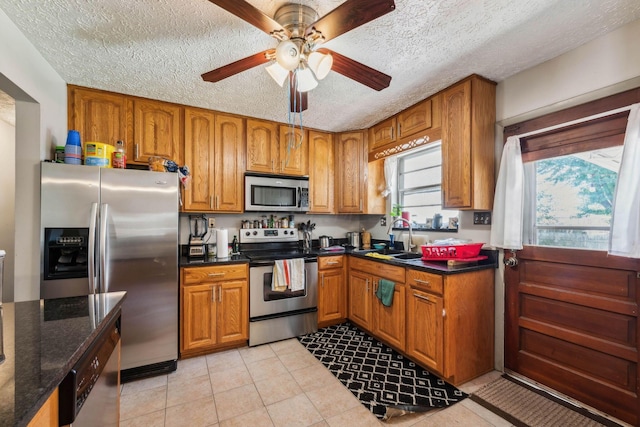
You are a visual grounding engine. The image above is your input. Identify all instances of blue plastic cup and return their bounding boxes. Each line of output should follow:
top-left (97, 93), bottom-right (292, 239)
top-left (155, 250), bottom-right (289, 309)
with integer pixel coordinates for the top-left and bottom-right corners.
top-left (64, 130), bottom-right (82, 165)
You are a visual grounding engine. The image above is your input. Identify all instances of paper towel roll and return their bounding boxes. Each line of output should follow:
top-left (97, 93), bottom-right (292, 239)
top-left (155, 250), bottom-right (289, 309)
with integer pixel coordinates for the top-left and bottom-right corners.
top-left (216, 229), bottom-right (229, 258)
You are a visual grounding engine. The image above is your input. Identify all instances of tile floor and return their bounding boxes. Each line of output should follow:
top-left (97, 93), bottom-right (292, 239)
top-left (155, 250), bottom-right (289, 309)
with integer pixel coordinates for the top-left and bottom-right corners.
top-left (119, 339), bottom-right (512, 427)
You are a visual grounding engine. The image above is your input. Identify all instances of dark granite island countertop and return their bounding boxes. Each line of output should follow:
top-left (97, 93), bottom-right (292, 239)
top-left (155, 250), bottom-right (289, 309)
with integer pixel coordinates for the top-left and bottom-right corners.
top-left (0, 291), bottom-right (127, 427)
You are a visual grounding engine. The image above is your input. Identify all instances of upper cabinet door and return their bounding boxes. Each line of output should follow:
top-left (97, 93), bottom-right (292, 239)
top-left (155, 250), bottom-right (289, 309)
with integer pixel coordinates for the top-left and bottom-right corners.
top-left (397, 98), bottom-right (433, 139)
top-left (214, 114), bottom-right (245, 212)
top-left (246, 119), bottom-right (278, 174)
top-left (369, 117), bottom-right (397, 151)
top-left (184, 107), bottom-right (215, 211)
top-left (308, 130), bottom-right (334, 213)
top-left (279, 126), bottom-right (308, 176)
top-left (68, 86), bottom-right (128, 149)
top-left (336, 131), bottom-right (367, 213)
top-left (133, 99), bottom-right (183, 165)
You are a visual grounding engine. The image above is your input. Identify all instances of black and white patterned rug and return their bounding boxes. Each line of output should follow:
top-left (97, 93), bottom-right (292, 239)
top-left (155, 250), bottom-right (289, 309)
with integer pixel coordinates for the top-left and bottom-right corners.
top-left (297, 323), bottom-right (468, 419)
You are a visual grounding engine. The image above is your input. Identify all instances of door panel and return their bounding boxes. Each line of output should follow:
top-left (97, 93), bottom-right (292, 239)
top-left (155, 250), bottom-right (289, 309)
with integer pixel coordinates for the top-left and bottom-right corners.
top-left (504, 246), bottom-right (639, 425)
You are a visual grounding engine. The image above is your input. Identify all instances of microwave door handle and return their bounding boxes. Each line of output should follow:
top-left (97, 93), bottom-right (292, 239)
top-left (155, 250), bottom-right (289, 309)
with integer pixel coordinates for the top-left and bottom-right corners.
top-left (297, 187), bottom-right (301, 208)
top-left (99, 203), bottom-right (109, 294)
top-left (88, 202), bottom-right (98, 295)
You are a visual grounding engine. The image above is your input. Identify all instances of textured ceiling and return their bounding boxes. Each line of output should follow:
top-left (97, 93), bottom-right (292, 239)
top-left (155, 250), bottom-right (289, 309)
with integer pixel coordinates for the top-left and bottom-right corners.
top-left (1, 0), bottom-right (640, 132)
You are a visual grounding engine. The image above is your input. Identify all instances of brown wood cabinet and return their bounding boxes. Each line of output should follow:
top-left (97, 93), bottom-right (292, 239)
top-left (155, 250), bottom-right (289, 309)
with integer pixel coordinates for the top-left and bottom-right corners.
top-left (279, 126), bottom-right (308, 176)
top-left (67, 85), bottom-right (130, 150)
top-left (28, 389), bottom-right (58, 427)
top-left (317, 255), bottom-right (346, 327)
top-left (246, 119), bottom-right (278, 174)
top-left (441, 75), bottom-right (496, 210)
top-left (336, 131), bottom-right (367, 213)
top-left (132, 98), bottom-right (183, 165)
top-left (369, 117), bottom-right (396, 151)
top-left (348, 257), bottom-right (406, 351)
top-left (308, 130), bottom-right (334, 213)
top-left (406, 267), bottom-right (495, 385)
top-left (180, 264), bottom-right (248, 358)
top-left (397, 98), bottom-right (434, 139)
top-left (183, 108), bottom-right (244, 212)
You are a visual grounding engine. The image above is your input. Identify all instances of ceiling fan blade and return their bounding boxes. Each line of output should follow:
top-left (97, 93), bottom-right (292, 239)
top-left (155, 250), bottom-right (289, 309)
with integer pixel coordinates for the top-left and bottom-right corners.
top-left (207, 0), bottom-right (290, 38)
top-left (201, 50), bottom-right (274, 83)
top-left (289, 72), bottom-right (308, 112)
top-left (305, 0), bottom-right (395, 43)
top-left (318, 49), bottom-right (391, 91)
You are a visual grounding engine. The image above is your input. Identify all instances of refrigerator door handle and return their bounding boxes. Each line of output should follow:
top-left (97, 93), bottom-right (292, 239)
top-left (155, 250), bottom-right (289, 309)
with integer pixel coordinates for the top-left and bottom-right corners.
top-left (88, 202), bottom-right (99, 295)
top-left (99, 203), bottom-right (109, 293)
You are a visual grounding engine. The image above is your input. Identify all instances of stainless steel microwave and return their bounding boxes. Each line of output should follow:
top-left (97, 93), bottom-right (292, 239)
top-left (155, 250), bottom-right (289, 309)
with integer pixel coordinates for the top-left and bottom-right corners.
top-left (245, 173), bottom-right (310, 212)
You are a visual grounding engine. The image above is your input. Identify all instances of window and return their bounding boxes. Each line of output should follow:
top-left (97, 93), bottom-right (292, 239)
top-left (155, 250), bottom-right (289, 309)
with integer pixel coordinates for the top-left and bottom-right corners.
top-left (395, 142), bottom-right (458, 228)
top-left (515, 109), bottom-right (629, 250)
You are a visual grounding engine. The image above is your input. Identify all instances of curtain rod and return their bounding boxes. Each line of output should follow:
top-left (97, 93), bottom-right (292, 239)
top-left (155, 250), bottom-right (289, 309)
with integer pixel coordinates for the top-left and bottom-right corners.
top-left (516, 104), bottom-right (635, 139)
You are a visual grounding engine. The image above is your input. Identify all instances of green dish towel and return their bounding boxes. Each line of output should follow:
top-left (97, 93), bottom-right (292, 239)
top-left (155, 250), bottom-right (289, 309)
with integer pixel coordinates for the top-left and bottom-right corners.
top-left (376, 279), bottom-right (395, 307)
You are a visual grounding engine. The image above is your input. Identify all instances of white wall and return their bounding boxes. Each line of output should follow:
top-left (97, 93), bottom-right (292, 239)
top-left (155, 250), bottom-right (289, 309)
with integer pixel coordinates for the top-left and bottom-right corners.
top-left (492, 18), bottom-right (640, 371)
top-left (0, 8), bottom-right (67, 301)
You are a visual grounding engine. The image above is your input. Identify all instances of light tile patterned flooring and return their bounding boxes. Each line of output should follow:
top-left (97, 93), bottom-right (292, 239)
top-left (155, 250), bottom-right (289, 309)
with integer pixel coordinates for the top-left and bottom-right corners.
top-left (120, 338), bottom-right (513, 427)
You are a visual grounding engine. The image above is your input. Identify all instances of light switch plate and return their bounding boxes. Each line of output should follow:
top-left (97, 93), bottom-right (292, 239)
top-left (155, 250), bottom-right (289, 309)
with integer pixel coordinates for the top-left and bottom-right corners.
top-left (208, 217), bottom-right (215, 228)
top-left (473, 211), bottom-right (492, 225)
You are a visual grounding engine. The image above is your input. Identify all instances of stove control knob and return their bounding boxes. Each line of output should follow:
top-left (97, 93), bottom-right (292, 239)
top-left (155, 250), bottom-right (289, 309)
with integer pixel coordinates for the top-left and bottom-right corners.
top-left (245, 231), bottom-right (251, 236)
top-left (252, 231), bottom-right (258, 236)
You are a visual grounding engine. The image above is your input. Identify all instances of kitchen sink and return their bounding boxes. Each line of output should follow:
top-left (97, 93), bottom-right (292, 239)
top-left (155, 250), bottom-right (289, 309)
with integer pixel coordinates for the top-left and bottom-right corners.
top-left (390, 252), bottom-right (422, 260)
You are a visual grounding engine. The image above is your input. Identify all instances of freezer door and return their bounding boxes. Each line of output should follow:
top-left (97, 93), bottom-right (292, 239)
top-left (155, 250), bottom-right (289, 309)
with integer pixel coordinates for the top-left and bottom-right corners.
top-left (40, 163), bottom-right (100, 299)
top-left (99, 168), bottom-right (179, 370)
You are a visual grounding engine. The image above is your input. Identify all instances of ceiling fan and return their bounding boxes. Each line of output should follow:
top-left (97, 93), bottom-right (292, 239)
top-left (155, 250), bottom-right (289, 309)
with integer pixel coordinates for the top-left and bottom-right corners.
top-left (201, 0), bottom-right (395, 112)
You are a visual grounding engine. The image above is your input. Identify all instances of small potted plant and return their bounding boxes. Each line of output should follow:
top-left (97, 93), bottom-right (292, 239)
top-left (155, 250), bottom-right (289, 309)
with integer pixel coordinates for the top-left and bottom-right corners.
top-left (390, 204), bottom-right (402, 221)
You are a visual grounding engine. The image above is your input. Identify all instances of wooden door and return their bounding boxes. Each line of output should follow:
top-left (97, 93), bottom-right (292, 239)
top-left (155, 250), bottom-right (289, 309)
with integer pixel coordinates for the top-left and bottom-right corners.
top-left (504, 246), bottom-right (639, 426)
top-left (217, 280), bottom-right (248, 344)
top-left (441, 80), bottom-right (472, 209)
top-left (214, 114), bottom-right (245, 212)
top-left (184, 107), bottom-right (215, 211)
top-left (319, 268), bottom-right (345, 324)
top-left (369, 117), bottom-right (396, 151)
top-left (373, 281), bottom-right (406, 351)
top-left (246, 119), bottom-right (278, 173)
top-left (406, 287), bottom-right (443, 373)
top-left (279, 126), bottom-right (308, 175)
top-left (336, 131), bottom-right (366, 213)
top-left (308, 130), bottom-right (334, 213)
top-left (181, 284), bottom-right (217, 352)
top-left (397, 99), bottom-right (432, 139)
top-left (348, 270), bottom-right (371, 329)
top-left (67, 86), bottom-right (128, 148)
top-left (133, 99), bottom-right (182, 165)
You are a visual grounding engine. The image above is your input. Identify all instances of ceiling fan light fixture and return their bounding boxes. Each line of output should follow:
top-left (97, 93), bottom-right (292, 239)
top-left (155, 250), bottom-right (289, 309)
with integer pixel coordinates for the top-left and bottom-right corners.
top-left (295, 65), bottom-right (318, 92)
top-left (265, 62), bottom-right (289, 86)
top-left (308, 51), bottom-right (333, 80)
top-left (275, 40), bottom-right (300, 71)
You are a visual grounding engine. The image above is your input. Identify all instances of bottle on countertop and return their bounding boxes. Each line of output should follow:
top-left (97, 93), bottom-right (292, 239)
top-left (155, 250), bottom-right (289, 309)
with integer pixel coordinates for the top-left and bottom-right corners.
top-left (112, 140), bottom-right (126, 168)
top-left (231, 235), bottom-right (239, 254)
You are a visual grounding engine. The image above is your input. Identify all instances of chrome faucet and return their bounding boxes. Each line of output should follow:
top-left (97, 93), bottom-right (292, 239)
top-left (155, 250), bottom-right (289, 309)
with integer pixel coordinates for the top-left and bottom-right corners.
top-left (386, 218), bottom-right (415, 252)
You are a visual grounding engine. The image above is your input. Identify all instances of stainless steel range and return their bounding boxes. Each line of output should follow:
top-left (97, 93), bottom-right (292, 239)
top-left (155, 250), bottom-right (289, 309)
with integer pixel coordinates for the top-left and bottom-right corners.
top-left (240, 228), bottom-right (318, 346)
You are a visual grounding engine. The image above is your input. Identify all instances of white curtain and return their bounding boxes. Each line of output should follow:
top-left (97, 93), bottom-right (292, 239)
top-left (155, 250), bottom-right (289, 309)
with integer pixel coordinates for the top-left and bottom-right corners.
top-left (490, 136), bottom-right (524, 250)
top-left (381, 156), bottom-right (397, 198)
top-left (608, 103), bottom-right (640, 258)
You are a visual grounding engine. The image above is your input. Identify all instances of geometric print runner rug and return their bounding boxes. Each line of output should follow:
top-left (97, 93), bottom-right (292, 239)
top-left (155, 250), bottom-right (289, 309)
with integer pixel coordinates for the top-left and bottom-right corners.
top-left (297, 322), bottom-right (468, 419)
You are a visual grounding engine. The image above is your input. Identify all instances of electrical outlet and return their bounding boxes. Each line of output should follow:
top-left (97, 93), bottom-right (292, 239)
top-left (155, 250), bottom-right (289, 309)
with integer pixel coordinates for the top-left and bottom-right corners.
top-left (208, 217), bottom-right (215, 228)
top-left (380, 216), bottom-right (387, 226)
top-left (473, 211), bottom-right (492, 225)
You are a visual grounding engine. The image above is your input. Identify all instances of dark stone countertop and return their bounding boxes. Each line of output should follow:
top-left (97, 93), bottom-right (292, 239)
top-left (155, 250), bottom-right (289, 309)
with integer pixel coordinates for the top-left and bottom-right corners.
top-left (0, 291), bottom-right (127, 427)
top-left (180, 254), bottom-right (249, 267)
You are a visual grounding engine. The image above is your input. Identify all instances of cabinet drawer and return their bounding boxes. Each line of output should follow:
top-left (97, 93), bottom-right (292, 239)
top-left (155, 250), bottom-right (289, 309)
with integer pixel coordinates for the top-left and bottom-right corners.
top-left (182, 264), bottom-right (248, 284)
top-left (407, 269), bottom-right (444, 295)
top-left (319, 255), bottom-right (344, 270)
top-left (350, 257), bottom-right (405, 283)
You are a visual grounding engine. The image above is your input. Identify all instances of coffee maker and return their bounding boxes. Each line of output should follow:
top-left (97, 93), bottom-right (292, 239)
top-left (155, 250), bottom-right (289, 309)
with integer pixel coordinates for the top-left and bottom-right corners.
top-left (188, 215), bottom-right (208, 257)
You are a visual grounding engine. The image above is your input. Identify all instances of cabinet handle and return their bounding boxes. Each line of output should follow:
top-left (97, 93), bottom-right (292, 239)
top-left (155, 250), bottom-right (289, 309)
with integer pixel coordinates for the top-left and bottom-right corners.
top-left (218, 285), bottom-right (222, 303)
top-left (398, 123), bottom-right (402, 136)
top-left (373, 280), bottom-right (378, 294)
top-left (414, 278), bottom-right (431, 287)
top-left (271, 159), bottom-right (275, 171)
top-left (208, 272), bottom-right (224, 277)
top-left (390, 126), bottom-right (394, 140)
top-left (321, 272), bottom-right (324, 288)
top-left (359, 199), bottom-right (363, 211)
top-left (210, 196), bottom-right (213, 209)
top-left (365, 278), bottom-right (369, 293)
top-left (443, 308), bottom-right (446, 317)
top-left (215, 196), bottom-right (219, 209)
top-left (135, 144), bottom-right (139, 160)
top-left (211, 285), bottom-right (216, 302)
top-left (413, 292), bottom-right (430, 302)
top-left (327, 261), bottom-right (338, 265)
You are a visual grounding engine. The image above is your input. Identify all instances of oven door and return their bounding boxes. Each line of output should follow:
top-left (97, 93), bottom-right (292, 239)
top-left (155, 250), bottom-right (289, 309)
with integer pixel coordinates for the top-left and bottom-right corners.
top-left (249, 259), bottom-right (318, 318)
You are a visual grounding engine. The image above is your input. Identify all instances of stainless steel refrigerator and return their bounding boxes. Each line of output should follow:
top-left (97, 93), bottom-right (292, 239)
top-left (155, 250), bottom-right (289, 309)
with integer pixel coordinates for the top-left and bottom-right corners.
top-left (40, 162), bottom-right (179, 381)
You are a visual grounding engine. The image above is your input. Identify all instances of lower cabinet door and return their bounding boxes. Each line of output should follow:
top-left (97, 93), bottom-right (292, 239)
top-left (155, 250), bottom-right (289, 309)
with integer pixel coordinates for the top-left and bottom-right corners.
top-left (348, 270), bottom-right (372, 329)
top-left (217, 280), bottom-right (248, 344)
top-left (181, 284), bottom-right (217, 353)
top-left (318, 269), bottom-right (345, 324)
top-left (373, 282), bottom-right (406, 351)
top-left (406, 287), bottom-right (444, 373)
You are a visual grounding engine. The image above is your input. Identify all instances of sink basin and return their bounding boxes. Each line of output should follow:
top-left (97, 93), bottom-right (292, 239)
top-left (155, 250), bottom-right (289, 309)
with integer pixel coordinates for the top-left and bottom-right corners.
top-left (390, 252), bottom-right (422, 260)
